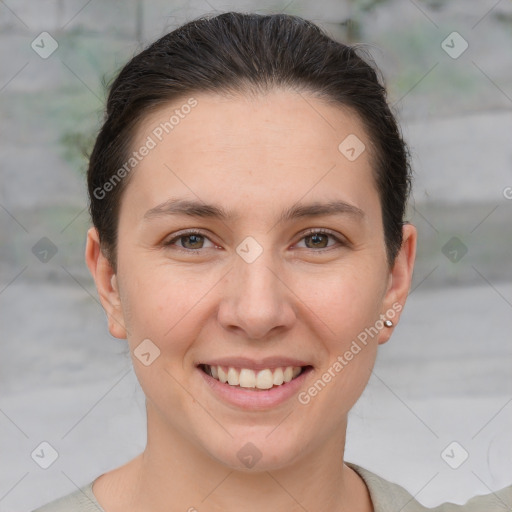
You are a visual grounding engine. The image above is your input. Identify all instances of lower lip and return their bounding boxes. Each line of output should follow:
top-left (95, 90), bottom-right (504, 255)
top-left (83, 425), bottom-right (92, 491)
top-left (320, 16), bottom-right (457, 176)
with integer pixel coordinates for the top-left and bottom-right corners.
top-left (197, 366), bottom-right (313, 410)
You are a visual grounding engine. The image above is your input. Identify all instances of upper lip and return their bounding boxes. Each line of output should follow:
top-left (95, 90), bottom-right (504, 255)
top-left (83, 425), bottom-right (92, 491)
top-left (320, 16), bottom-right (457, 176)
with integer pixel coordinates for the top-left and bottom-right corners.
top-left (198, 357), bottom-right (312, 371)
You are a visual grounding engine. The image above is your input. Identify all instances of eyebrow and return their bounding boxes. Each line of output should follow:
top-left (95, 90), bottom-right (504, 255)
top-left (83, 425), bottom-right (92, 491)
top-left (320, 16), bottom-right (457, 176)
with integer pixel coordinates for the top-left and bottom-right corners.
top-left (143, 198), bottom-right (365, 223)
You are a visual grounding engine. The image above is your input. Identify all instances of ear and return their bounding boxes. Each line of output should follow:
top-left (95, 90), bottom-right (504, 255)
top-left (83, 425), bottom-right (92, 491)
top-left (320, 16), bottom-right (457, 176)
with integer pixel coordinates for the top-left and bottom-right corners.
top-left (378, 223), bottom-right (417, 345)
top-left (85, 227), bottom-right (127, 339)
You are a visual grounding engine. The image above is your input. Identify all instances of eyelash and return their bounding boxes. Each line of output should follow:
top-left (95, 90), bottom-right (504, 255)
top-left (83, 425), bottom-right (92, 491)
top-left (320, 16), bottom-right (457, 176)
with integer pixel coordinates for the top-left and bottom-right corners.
top-left (163, 228), bottom-right (346, 254)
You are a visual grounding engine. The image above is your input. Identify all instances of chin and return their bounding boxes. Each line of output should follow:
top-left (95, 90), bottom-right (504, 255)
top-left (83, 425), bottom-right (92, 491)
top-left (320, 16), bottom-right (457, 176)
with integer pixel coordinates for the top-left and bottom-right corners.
top-left (201, 430), bottom-right (306, 473)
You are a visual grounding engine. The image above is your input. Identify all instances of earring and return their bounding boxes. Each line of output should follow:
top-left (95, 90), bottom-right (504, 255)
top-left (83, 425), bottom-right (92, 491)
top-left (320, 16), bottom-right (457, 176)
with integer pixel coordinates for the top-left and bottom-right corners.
top-left (384, 319), bottom-right (393, 327)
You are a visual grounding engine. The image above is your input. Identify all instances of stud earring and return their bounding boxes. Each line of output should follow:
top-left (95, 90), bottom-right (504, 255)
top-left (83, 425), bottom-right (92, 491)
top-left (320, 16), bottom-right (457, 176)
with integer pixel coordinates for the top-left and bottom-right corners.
top-left (384, 319), bottom-right (393, 327)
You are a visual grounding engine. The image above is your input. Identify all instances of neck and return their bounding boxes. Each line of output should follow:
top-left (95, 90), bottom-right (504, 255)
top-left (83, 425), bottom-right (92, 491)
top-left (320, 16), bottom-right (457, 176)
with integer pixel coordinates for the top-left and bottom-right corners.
top-left (94, 403), bottom-right (373, 512)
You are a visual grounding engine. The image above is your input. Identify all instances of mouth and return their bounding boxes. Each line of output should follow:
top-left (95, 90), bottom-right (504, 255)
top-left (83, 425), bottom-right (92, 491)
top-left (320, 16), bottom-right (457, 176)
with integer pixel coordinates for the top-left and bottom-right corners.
top-left (198, 363), bottom-right (313, 391)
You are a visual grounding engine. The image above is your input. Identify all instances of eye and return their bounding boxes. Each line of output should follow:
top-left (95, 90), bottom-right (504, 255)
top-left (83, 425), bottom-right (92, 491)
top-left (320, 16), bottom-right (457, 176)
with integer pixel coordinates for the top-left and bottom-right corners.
top-left (163, 229), bottom-right (217, 252)
top-left (163, 228), bottom-right (346, 254)
top-left (295, 229), bottom-right (346, 251)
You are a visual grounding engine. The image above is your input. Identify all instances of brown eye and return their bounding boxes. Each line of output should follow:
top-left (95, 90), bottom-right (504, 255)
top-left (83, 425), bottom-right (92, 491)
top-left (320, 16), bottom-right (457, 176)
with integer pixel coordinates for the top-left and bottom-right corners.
top-left (180, 234), bottom-right (205, 249)
top-left (164, 230), bottom-right (216, 251)
top-left (304, 233), bottom-right (330, 249)
top-left (295, 230), bottom-right (345, 251)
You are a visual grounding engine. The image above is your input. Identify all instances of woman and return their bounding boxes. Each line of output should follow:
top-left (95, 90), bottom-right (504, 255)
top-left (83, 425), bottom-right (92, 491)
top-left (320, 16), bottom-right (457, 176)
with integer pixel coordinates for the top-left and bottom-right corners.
top-left (33, 12), bottom-right (511, 512)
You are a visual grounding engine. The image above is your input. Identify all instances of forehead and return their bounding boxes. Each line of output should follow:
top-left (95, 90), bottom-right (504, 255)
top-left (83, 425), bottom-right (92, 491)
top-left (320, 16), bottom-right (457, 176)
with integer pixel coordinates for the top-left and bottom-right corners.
top-left (122, 89), bottom-right (378, 220)
top-left (136, 88), bottom-right (369, 157)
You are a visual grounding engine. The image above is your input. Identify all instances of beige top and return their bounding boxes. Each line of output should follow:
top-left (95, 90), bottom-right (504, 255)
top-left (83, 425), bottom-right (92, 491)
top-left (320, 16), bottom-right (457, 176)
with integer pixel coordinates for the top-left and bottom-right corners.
top-left (32, 462), bottom-right (512, 511)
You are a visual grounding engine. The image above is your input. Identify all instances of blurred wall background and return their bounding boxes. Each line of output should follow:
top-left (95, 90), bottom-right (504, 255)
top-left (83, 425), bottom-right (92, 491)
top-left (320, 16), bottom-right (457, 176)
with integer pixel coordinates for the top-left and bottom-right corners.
top-left (1, 1), bottom-right (511, 510)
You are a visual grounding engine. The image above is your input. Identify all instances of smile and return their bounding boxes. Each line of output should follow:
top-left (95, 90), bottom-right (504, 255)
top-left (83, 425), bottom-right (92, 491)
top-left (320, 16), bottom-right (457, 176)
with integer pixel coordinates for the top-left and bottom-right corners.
top-left (200, 364), bottom-right (308, 390)
top-left (197, 361), bottom-right (314, 410)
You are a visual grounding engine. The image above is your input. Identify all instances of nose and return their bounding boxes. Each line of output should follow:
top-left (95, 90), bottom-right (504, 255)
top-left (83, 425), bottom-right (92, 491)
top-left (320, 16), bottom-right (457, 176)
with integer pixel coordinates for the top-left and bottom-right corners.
top-left (217, 245), bottom-right (296, 340)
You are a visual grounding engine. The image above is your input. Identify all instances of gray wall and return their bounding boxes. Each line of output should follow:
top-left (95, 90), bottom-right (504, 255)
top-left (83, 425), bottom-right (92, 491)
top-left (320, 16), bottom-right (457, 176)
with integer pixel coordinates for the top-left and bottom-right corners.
top-left (1, 1), bottom-right (511, 510)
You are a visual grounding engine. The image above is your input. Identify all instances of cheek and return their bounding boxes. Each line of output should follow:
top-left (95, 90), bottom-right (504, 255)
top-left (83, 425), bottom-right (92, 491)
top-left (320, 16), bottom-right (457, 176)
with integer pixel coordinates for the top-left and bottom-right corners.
top-left (299, 262), bottom-right (383, 396)
top-left (302, 261), bottom-right (386, 337)
top-left (119, 252), bottom-right (385, 346)
top-left (118, 268), bottom-right (205, 400)
top-left (118, 261), bottom-right (215, 354)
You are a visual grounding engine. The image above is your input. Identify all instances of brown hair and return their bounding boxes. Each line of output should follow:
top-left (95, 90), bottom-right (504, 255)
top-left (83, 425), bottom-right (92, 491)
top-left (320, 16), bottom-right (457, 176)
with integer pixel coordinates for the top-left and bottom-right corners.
top-left (87, 12), bottom-right (412, 270)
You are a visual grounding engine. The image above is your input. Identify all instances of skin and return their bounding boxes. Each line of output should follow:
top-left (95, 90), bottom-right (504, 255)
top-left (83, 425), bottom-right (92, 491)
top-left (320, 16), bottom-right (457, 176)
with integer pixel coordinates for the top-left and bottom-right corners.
top-left (85, 89), bottom-right (416, 512)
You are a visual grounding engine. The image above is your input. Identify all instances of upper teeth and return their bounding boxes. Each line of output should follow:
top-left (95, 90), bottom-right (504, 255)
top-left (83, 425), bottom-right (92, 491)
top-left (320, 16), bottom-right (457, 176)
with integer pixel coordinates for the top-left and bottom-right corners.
top-left (206, 365), bottom-right (302, 389)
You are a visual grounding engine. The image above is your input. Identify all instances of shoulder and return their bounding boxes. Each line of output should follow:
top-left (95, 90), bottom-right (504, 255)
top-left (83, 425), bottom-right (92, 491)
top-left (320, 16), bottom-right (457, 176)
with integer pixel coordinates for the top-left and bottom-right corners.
top-left (31, 481), bottom-right (105, 512)
top-left (30, 467), bottom-right (512, 512)
top-left (347, 462), bottom-right (512, 512)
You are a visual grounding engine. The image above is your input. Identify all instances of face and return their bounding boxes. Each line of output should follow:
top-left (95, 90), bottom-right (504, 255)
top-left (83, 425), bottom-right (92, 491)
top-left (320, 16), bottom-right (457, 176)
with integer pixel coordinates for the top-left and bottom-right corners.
top-left (87, 89), bottom-right (416, 471)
